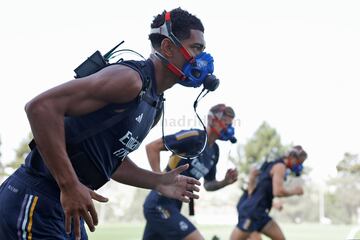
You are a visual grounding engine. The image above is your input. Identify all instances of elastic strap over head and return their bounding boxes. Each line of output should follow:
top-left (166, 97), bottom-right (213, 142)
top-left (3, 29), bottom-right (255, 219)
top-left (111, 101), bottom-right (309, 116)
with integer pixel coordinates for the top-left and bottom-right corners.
top-left (150, 11), bottom-right (194, 63)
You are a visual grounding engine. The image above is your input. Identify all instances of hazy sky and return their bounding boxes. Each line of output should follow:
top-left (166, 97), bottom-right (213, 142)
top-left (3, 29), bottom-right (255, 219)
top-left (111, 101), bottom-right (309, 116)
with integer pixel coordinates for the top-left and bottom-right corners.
top-left (0, 0), bottom-right (359, 183)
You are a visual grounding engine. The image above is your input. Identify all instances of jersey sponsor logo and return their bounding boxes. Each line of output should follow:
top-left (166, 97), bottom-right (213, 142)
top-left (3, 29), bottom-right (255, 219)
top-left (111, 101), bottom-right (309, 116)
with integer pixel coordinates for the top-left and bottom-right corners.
top-left (113, 148), bottom-right (130, 160)
top-left (119, 131), bottom-right (140, 150)
top-left (179, 221), bottom-right (189, 231)
top-left (113, 131), bottom-right (141, 160)
top-left (135, 113), bottom-right (143, 123)
top-left (190, 158), bottom-right (210, 179)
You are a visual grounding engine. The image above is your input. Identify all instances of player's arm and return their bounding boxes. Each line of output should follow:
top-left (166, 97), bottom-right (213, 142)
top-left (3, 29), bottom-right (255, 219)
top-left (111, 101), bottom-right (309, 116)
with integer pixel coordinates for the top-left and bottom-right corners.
top-left (111, 157), bottom-right (200, 202)
top-left (26, 65), bottom-right (142, 189)
top-left (146, 137), bottom-right (167, 172)
top-left (272, 198), bottom-right (284, 211)
top-left (146, 129), bottom-right (201, 172)
top-left (25, 64), bottom-right (142, 236)
top-left (204, 168), bottom-right (238, 191)
top-left (271, 163), bottom-right (303, 197)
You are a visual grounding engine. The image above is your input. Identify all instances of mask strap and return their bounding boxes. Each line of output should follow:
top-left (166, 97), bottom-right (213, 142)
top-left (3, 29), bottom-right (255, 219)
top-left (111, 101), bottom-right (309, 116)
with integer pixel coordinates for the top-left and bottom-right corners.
top-left (164, 12), bottom-right (194, 63)
top-left (209, 113), bottom-right (227, 132)
top-left (210, 127), bottom-right (221, 137)
top-left (151, 11), bottom-right (195, 63)
top-left (154, 52), bottom-right (186, 80)
top-left (287, 157), bottom-right (293, 169)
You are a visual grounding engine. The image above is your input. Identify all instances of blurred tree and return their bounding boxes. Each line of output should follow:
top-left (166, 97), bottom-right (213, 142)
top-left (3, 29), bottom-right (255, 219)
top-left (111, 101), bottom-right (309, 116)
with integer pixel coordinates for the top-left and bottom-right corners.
top-left (6, 133), bottom-right (33, 170)
top-left (336, 152), bottom-right (360, 174)
top-left (230, 121), bottom-right (288, 177)
top-left (325, 152), bottom-right (360, 224)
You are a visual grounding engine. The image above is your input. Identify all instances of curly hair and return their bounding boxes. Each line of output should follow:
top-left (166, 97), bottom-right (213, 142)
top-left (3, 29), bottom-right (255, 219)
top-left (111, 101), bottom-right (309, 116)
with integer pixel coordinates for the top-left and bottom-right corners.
top-left (149, 7), bottom-right (204, 49)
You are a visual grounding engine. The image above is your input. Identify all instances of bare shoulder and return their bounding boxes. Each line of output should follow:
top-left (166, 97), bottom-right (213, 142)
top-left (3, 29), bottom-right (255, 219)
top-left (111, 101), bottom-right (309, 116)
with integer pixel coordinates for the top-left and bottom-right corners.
top-left (83, 64), bottom-right (143, 103)
top-left (271, 162), bottom-right (286, 176)
top-left (26, 64), bottom-right (145, 117)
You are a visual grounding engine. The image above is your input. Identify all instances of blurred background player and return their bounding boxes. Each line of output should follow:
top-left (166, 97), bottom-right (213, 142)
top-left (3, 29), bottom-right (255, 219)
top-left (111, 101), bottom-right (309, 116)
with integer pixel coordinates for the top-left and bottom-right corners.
top-left (231, 146), bottom-right (307, 240)
top-left (236, 166), bottom-right (284, 240)
top-left (142, 104), bottom-right (238, 240)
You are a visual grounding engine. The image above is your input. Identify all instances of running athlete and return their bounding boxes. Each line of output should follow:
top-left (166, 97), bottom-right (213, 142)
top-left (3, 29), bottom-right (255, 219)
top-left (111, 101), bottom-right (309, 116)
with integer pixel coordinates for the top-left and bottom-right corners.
top-left (230, 145), bottom-right (307, 240)
top-left (236, 166), bottom-right (284, 240)
top-left (142, 104), bottom-right (238, 240)
top-left (0, 8), bottom-right (219, 240)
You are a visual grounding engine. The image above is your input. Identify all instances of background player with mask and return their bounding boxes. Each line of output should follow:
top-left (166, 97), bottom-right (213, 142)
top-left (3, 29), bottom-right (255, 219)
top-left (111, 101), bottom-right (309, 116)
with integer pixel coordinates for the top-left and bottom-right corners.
top-left (230, 145), bottom-right (307, 240)
top-left (142, 104), bottom-right (238, 240)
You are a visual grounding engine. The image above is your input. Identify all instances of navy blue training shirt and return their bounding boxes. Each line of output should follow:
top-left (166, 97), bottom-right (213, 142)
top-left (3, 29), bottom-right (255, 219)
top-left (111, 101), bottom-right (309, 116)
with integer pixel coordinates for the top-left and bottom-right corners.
top-left (143, 129), bottom-right (220, 210)
top-left (238, 158), bottom-right (285, 217)
top-left (25, 59), bottom-right (163, 190)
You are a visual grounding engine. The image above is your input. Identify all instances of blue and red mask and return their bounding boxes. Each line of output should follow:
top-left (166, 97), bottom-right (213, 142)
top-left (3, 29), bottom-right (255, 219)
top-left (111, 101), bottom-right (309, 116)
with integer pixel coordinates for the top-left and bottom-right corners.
top-left (210, 116), bottom-right (237, 143)
top-left (287, 158), bottom-right (304, 177)
top-left (151, 11), bottom-right (219, 91)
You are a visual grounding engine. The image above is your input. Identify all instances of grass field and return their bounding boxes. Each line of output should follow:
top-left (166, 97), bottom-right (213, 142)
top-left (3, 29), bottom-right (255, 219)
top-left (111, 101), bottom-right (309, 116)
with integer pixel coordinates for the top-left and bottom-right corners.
top-left (87, 222), bottom-right (356, 240)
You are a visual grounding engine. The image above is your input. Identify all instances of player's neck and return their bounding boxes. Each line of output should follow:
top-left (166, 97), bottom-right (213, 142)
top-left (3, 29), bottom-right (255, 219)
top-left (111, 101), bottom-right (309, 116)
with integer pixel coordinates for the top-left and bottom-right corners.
top-left (206, 128), bottom-right (217, 145)
top-left (150, 55), bottom-right (177, 94)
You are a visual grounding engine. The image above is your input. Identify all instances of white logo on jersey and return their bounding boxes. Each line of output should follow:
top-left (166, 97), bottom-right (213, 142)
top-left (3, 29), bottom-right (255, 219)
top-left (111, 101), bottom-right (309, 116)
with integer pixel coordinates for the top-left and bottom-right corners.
top-left (135, 113), bottom-right (143, 123)
top-left (119, 131), bottom-right (140, 150)
top-left (190, 158), bottom-right (210, 179)
top-left (113, 131), bottom-right (141, 160)
top-left (179, 221), bottom-right (188, 231)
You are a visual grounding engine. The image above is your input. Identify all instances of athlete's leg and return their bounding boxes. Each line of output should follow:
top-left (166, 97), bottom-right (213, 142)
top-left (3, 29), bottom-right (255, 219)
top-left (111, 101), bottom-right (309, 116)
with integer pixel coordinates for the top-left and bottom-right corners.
top-left (0, 167), bottom-right (87, 240)
top-left (0, 171), bottom-right (65, 239)
top-left (248, 231), bottom-right (262, 240)
top-left (142, 221), bottom-right (165, 240)
top-left (230, 227), bottom-right (251, 240)
top-left (183, 229), bottom-right (205, 240)
top-left (260, 220), bottom-right (285, 240)
top-left (143, 204), bottom-right (197, 240)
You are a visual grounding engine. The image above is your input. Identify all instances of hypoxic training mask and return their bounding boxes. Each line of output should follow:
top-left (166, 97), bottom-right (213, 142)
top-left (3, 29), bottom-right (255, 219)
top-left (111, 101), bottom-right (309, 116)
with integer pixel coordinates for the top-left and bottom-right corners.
top-left (287, 146), bottom-right (307, 177)
top-left (218, 124), bottom-right (237, 143)
top-left (181, 52), bottom-right (215, 88)
top-left (209, 112), bottom-right (237, 144)
top-left (289, 163), bottom-right (304, 177)
top-left (150, 11), bottom-right (219, 91)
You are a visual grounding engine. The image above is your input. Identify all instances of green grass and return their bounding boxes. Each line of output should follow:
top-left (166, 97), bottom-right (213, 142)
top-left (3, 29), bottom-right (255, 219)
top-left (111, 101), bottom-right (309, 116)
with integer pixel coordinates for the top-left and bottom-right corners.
top-left (87, 222), bottom-right (355, 240)
top-left (351, 227), bottom-right (360, 239)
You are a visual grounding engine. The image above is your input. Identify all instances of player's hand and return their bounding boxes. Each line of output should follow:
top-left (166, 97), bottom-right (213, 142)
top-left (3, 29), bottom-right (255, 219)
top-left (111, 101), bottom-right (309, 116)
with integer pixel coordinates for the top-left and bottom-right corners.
top-left (60, 181), bottom-right (108, 239)
top-left (293, 185), bottom-right (304, 196)
top-left (272, 200), bottom-right (284, 211)
top-left (224, 168), bottom-right (238, 185)
top-left (156, 164), bottom-right (201, 202)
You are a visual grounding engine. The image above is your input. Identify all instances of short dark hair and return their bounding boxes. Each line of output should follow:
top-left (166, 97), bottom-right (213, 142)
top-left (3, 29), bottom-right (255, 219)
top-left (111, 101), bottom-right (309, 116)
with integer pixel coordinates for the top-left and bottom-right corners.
top-left (149, 7), bottom-right (205, 49)
top-left (288, 145), bottom-right (308, 161)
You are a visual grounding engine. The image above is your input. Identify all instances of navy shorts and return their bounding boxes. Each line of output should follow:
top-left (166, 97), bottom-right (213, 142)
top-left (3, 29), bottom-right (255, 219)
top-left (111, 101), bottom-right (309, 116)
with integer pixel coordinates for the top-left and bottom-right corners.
top-left (0, 166), bottom-right (88, 240)
top-left (236, 212), bottom-right (272, 233)
top-left (142, 202), bottom-right (196, 240)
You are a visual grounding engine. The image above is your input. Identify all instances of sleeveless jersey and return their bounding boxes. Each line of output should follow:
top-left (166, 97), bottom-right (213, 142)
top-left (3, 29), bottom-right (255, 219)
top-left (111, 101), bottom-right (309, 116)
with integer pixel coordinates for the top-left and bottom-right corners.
top-left (25, 59), bottom-right (164, 190)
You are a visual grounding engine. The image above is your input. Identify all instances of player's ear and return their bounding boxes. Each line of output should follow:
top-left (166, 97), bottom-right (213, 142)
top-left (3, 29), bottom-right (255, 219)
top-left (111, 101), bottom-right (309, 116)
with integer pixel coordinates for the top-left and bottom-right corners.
top-left (161, 38), bottom-right (174, 57)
